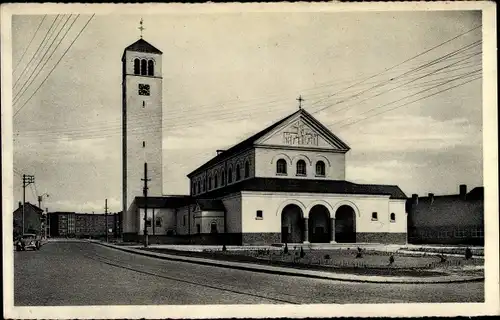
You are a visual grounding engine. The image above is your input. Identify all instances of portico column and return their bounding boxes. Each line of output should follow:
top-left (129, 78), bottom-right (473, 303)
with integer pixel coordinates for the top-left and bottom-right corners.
top-left (303, 217), bottom-right (310, 244)
top-left (330, 218), bottom-right (336, 243)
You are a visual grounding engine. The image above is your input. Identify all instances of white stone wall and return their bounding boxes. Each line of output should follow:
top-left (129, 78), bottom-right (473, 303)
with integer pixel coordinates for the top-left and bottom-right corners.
top-left (254, 147), bottom-right (346, 180)
top-left (137, 207), bottom-right (175, 235)
top-left (193, 210), bottom-right (225, 234)
top-left (240, 191), bottom-right (407, 234)
top-left (221, 193), bottom-right (242, 233)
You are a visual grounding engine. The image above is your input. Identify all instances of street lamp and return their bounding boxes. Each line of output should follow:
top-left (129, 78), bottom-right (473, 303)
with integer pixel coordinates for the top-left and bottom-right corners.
top-left (38, 193), bottom-right (49, 208)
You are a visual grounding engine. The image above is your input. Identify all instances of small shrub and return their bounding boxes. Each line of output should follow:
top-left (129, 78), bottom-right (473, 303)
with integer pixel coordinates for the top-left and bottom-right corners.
top-left (284, 243), bottom-right (289, 254)
top-left (389, 255), bottom-right (395, 265)
top-left (222, 244), bottom-right (227, 252)
top-left (465, 247), bottom-right (472, 260)
top-left (300, 246), bottom-right (305, 258)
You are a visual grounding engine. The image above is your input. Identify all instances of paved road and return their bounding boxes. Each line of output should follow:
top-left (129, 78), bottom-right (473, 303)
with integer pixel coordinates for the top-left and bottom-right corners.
top-left (14, 241), bottom-right (484, 305)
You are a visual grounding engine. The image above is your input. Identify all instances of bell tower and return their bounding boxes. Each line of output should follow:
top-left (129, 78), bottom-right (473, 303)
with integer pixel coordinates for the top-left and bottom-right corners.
top-left (121, 25), bottom-right (163, 236)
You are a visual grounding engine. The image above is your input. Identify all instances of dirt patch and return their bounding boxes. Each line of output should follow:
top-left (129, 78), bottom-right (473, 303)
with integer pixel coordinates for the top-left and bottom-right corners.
top-left (138, 247), bottom-right (482, 278)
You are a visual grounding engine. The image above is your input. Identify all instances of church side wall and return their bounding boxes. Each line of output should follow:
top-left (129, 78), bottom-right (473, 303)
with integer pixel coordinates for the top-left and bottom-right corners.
top-left (240, 192), bottom-right (407, 245)
top-left (175, 205), bottom-right (192, 235)
top-left (123, 200), bottom-right (138, 235)
top-left (190, 149), bottom-right (255, 196)
top-left (254, 147), bottom-right (346, 180)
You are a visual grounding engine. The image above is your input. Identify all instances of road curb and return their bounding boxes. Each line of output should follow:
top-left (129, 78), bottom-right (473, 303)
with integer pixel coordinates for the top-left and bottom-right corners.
top-left (89, 241), bottom-right (484, 284)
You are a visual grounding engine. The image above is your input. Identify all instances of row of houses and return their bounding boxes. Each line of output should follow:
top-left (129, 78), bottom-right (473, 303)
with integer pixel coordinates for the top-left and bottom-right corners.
top-left (13, 202), bottom-right (122, 239)
top-left (12, 184), bottom-right (483, 245)
top-left (48, 211), bottom-right (123, 239)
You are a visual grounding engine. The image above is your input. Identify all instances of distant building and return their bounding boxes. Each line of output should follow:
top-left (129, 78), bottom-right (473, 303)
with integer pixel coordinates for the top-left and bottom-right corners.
top-left (13, 202), bottom-right (43, 236)
top-left (48, 211), bottom-right (122, 239)
top-left (407, 184), bottom-right (484, 245)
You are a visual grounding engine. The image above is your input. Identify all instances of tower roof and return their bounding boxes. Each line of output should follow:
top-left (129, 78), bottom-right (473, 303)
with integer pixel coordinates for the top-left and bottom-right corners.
top-left (122, 38), bottom-right (162, 60)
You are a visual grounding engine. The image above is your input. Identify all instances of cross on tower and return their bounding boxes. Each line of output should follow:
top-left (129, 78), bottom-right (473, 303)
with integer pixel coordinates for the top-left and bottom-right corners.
top-left (138, 18), bottom-right (145, 38)
top-left (296, 95), bottom-right (305, 110)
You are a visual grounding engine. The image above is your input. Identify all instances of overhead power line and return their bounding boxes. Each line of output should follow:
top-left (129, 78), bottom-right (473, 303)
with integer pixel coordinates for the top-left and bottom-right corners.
top-left (332, 70), bottom-right (481, 129)
top-left (14, 15), bottom-right (76, 105)
top-left (13, 15), bottom-right (60, 89)
top-left (311, 50), bottom-right (481, 118)
top-left (16, 59), bottom-right (481, 141)
top-left (14, 14), bottom-right (95, 118)
top-left (309, 24), bottom-right (482, 108)
top-left (310, 40), bottom-right (481, 116)
top-left (13, 15), bottom-right (47, 72)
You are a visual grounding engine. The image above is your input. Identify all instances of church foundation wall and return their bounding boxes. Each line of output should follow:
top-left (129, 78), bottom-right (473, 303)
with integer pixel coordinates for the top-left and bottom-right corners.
top-left (356, 232), bottom-right (407, 244)
top-left (242, 232), bottom-right (281, 245)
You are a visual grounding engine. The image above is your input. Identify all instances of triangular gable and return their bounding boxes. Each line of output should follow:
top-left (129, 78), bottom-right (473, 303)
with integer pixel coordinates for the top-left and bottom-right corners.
top-left (256, 109), bottom-right (350, 151)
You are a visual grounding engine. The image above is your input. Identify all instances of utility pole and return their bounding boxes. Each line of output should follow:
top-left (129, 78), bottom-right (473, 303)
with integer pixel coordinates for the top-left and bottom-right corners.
top-left (141, 162), bottom-right (150, 247)
top-left (22, 174), bottom-right (35, 234)
top-left (105, 199), bottom-right (108, 243)
top-left (46, 208), bottom-right (49, 238)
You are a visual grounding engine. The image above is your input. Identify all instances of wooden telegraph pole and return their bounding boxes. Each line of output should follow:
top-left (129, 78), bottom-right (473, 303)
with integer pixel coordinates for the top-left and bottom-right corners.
top-left (141, 162), bottom-right (150, 247)
top-left (105, 199), bottom-right (108, 242)
top-left (22, 174), bottom-right (35, 234)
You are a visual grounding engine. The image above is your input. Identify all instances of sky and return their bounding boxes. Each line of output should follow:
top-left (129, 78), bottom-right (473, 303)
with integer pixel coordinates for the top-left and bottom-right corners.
top-left (9, 8), bottom-right (484, 213)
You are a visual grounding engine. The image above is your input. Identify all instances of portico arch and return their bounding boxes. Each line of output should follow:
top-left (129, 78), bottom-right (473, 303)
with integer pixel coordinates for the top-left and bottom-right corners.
top-left (276, 199), bottom-right (307, 217)
top-left (281, 204), bottom-right (304, 244)
top-left (306, 200), bottom-right (334, 217)
top-left (332, 200), bottom-right (361, 218)
top-left (308, 204), bottom-right (331, 243)
top-left (335, 205), bottom-right (357, 243)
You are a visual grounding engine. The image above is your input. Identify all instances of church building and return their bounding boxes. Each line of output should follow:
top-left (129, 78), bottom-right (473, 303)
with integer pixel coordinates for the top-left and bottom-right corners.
top-left (121, 36), bottom-right (408, 246)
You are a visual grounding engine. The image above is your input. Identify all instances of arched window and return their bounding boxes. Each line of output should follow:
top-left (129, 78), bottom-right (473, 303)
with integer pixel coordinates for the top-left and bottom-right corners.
top-left (202, 180), bottom-right (206, 191)
top-left (221, 171), bottom-right (225, 185)
top-left (214, 174), bottom-right (218, 188)
top-left (148, 60), bottom-right (154, 76)
top-left (316, 161), bottom-right (326, 176)
top-left (134, 59), bottom-right (140, 75)
top-left (228, 167), bottom-right (233, 183)
top-left (155, 217), bottom-right (162, 227)
top-left (276, 159), bottom-right (287, 175)
top-left (208, 175), bottom-right (212, 190)
top-left (197, 181), bottom-right (200, 193)
top-left (141, 59), bottom-right (147, 75)
top-left (236, 164), bottom-right (241, 181)
top-left (244, 161), bottom-right (250, 178)
top-left (296, 160), bottom-right (306, 176)
top-left (390, 213), bottom-right (396, 222)
top-left (192, 183), bottom-right (195, 195)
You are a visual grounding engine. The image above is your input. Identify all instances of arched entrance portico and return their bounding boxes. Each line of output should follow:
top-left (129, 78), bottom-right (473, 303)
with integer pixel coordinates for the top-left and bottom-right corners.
top-left (281, 204), bottom-right (304, 243)
top-left (308, 205), bottom-right (331, 243)
top-left (335, 205), bottom-right (356, 243)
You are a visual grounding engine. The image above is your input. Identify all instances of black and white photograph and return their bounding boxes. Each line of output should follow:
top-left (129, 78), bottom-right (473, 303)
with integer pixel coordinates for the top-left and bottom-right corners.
top-left (1, 2), bottom-right (498, 319)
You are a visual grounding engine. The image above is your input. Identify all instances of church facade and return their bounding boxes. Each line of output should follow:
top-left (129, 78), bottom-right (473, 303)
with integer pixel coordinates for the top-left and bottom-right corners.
top-left (121, 37), bottom-right (408, 245)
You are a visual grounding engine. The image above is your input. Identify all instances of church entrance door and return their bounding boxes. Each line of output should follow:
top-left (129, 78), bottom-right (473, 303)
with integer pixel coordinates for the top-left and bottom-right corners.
top-left (335, 205), bottom-right (356, 243)
top-left (281, 204), bottom-right (304, 243)
top-left (308, 205), bottom-right (330, 243)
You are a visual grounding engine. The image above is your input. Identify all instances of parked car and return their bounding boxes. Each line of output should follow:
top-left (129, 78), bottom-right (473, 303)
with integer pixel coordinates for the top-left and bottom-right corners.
top-left (15, 234), bottom-right (41, 251)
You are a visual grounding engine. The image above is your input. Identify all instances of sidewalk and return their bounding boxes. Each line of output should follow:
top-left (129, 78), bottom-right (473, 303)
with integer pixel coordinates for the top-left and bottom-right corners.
top-left (89, 240), bottom-right (484, 284)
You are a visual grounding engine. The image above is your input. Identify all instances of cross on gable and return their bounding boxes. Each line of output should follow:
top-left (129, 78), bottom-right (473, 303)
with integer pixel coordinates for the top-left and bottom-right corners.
top-left (138, 18), bottom-right (145, 38)
top-left (296, 95), bottom-right (305, 109)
